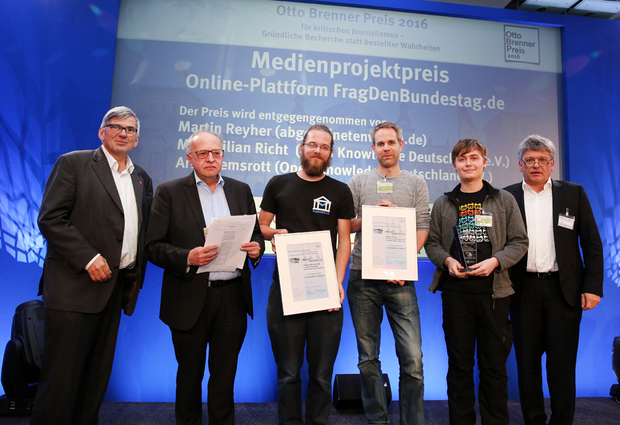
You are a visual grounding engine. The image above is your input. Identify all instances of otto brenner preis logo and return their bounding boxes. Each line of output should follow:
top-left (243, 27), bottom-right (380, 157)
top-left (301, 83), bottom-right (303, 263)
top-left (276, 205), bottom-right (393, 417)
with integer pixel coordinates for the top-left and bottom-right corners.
top-left (504, 25), bottom-right (540, 65)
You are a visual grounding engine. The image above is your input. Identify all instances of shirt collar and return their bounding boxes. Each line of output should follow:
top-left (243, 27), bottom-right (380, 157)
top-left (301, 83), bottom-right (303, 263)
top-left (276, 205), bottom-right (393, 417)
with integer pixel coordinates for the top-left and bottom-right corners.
top-left (101, 145), bottom-right (134, 174)
top-left (194, 171), bottom-right (224, 188)
top-left (522, 177), bottom-right (552, 193)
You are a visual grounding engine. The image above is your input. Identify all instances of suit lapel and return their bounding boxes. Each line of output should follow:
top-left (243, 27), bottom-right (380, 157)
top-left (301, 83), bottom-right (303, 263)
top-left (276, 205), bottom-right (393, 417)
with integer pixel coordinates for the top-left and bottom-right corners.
top-left (91, 147), bottom-right (123, 212)
top-left (509, 184), bottom-right (527, 229)
top-left (184, 172), bottom-right (207, 232)
top-left (223, 177), bottom-right (240, 216)
top-left (131, 170), bottom-right (144, 229)
top-left (551, 179), bottom-right (564, 243)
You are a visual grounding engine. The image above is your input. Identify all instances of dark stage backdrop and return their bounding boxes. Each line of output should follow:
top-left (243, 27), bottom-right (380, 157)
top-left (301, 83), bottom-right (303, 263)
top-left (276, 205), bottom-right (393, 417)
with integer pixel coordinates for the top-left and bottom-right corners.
top-left (0, 0), bottom-right (618, 402)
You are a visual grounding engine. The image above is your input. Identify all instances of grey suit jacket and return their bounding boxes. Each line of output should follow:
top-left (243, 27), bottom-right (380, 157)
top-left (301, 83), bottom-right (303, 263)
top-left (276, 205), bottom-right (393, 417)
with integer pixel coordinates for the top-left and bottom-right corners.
top-left (504, 180), bottom-right (603, 307)
top-left (38, 146), bottom-right (153, 315)
top-left (145, 172), bottom-right (265, 331)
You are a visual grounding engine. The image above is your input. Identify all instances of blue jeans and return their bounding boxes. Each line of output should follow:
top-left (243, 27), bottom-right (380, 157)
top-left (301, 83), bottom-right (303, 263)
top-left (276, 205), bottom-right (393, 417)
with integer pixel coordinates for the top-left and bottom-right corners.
top-left (347, 269), bottom-right (425, 425)
top-left (267, 280), bottom-right (343, 425)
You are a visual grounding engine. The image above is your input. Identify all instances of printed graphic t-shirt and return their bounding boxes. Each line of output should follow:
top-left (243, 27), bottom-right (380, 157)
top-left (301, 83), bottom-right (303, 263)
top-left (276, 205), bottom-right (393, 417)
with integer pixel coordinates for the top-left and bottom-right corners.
top-left (260, 171), bottom-right (355, 259)
top-left (442, 186), bottom-right (493, 294)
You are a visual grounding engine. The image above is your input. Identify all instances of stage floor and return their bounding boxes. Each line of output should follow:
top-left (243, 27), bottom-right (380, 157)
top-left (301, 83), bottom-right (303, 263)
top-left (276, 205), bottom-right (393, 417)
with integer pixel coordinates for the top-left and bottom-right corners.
top-left (1, 398), bottom-right (618, 424)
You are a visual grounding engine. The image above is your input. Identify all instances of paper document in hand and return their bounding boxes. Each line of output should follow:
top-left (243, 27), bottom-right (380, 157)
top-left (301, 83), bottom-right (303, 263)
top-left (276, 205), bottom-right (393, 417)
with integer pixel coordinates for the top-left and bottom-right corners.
top-left (287, 242), bottom-right (329, 301)
top-left (274, 231), bottom-right (341, 315)
top-left (361, 205), bottom-right (418, 281)
top-left (197, 214), bottom-right (256, 273)
top-left (372, 216), bottom-right (407, 270)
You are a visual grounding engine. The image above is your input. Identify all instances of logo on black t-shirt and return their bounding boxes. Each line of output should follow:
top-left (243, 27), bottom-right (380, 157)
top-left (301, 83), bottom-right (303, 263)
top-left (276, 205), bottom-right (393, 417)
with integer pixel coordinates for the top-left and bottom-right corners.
top-left (313, 196), bottom-right (331, 215)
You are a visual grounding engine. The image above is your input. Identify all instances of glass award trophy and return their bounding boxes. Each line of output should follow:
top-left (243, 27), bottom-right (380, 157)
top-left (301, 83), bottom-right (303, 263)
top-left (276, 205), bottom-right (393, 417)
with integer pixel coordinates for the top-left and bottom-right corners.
top-left (452, 226), bottom-right (477, 271)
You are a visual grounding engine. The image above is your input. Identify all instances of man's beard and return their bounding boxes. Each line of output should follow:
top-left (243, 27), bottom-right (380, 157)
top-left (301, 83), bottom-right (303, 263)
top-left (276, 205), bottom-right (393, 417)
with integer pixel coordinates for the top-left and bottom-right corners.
top-left (301, 152), bottom-right (331, 177)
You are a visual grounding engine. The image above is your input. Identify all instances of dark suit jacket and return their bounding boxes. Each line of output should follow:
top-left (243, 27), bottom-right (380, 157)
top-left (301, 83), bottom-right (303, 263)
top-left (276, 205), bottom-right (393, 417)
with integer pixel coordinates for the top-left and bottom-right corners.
top-left (145, 173), bottom-right (265, 331)
top-left (504, 180), bottom-right (603, 307)
top-left (38, 146), bottom-right (153, 315)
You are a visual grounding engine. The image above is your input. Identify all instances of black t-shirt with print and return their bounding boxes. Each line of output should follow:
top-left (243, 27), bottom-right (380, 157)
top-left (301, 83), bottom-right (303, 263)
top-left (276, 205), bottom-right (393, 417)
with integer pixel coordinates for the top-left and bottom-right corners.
top-left (442, 186), bottom-right (494, 294)
top-left (260, 172), bottom-right (355, 279)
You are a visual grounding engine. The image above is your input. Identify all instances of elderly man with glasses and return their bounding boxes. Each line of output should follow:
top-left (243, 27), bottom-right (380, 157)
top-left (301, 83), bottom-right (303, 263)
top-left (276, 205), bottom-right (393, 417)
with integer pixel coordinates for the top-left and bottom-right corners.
top-left (33, 106), bottom-right (153, 424)
top-left (146, 130), bottom-right (264, 425)
top-left (504, 134), bottom-right (603, 425)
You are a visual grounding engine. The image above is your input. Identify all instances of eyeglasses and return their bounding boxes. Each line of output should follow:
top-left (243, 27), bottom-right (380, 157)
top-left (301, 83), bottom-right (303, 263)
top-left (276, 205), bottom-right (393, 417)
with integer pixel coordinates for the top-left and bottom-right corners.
top-left (103, 124), bottom-right (138, 135)
top-left (303, 142), bottom-right (331, 152)
top-left (521, 158), bottom-right (552, 167)
top-left (190, 149), bottom-right (224, 159)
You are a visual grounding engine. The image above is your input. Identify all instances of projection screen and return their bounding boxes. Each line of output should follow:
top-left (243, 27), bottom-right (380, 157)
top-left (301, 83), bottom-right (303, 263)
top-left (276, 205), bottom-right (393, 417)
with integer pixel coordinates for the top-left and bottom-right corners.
top-left (111, 0), bottom-right (563, 201)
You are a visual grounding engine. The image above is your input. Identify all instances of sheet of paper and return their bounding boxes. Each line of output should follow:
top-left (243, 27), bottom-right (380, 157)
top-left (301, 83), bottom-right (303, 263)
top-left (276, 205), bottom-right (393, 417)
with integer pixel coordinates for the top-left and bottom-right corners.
top-left (372, 215), bottom-right (407, 270)
top-left (197, 214), bottom-right (256, 274)
top-left (287, 242), bottom-right (330, 302)
top-left (361, 205), bottom-right (418, 281)
top-left (274, 230), bottom-right (341, 315)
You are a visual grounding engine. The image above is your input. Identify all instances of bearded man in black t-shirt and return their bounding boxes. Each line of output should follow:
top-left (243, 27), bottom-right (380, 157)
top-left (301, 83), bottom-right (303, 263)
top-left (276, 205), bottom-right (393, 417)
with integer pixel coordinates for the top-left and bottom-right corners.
top-left (258, 124), bottom-right (355, 425)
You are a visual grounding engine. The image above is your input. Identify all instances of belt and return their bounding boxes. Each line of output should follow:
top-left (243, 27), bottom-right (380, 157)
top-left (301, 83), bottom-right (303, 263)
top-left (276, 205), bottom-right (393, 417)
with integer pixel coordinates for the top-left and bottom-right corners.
top-left (525, 271), bottom-right (559, 279)
top-left (207, 278), bottom-right (240, 288)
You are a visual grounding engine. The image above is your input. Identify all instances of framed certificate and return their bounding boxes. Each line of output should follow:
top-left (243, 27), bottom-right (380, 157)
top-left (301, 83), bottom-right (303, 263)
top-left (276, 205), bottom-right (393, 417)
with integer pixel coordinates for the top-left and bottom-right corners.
top-left (274, 230), bottom-right (341, 315)
top-left (361, 205), bottom-right (418, 281)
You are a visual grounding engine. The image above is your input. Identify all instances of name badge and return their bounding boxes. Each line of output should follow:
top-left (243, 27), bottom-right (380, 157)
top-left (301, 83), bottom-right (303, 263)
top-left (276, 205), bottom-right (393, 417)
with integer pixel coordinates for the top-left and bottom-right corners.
top-left (377, 181), bottom-right (393, 194)
top-left (558, 213), bottom-right (575, 230)
top-left (476, 213), bottom-right (493, 227)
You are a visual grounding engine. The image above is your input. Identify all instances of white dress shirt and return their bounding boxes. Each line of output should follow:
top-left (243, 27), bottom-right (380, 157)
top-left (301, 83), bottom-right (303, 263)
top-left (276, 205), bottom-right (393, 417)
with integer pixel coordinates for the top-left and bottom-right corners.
top-left (86, 146), bottom-right (139, 270)
top-left (523, 178), bottom-right (558, 273)
top-left (195, 172), bottom-right (240, 281)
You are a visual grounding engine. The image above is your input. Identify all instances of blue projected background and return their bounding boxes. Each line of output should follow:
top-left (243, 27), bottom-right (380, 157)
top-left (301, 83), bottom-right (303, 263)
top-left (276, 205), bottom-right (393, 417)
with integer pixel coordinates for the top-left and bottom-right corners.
top-left (1, 0), bottom-right (619, 404)
top-left (110, 0), bottom-right (564, 197)
top-left (110, 39), bottom-right (563, 198)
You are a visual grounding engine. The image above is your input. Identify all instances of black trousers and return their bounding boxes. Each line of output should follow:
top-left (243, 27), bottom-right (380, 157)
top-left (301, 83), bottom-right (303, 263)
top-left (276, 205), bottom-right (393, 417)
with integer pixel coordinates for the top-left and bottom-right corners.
top-left (511, 274), bottom-right (582, 425)
top-left (31, 270), bottom-right (127, 425)
top-left (441, 291), bottom-right (512, 425)
top-left (266, 280), bottom-right (343, 425)
top-left (170, 278), bottom-right (247, 425)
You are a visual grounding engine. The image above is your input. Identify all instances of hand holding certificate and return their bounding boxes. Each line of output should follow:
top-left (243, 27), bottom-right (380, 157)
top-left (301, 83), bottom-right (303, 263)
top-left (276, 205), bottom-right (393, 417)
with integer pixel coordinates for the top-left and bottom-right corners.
top-left (274, 231), bottom-right (341, 315)
top-left (361, 205), bottom-right (418, 281)
top-left (197, 214), bottom-right (257, 273)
